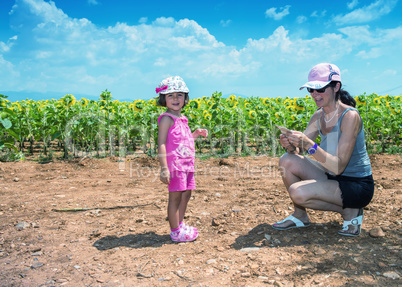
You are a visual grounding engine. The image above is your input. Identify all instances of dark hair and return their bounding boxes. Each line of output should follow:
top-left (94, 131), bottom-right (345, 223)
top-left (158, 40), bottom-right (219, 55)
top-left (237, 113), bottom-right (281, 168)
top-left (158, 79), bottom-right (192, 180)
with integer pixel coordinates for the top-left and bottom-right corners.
top-left (329, 81), bottom-right (356, 107)
top-left (157, 93), bottom-right (190, 108)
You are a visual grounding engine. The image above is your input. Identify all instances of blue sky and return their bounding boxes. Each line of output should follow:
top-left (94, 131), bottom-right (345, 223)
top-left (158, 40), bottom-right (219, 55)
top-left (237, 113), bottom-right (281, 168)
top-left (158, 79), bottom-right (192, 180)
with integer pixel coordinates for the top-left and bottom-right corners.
top-left (1, 0), bottom-right (402, 102)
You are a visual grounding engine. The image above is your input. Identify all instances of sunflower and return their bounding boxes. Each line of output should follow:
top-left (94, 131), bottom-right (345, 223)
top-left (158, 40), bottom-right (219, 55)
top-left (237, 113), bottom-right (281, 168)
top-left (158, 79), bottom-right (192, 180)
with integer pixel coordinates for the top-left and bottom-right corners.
top-left (275, 112), bottom-right (281, 119)
top-left (249, 110), bottom-right (257, 119)
top-left (355, 95), bottom-right (367, 106)
top-left (286, 106), bottom-right (295, 112)
top-left (284, 99), bottom-right (292, 107)
top-left (80, 98), bottom-right (89, 107)
top-left (296, 98), bottom-right (305, 107)
top-left (245, 103), bottom-right (251, 109)
top-left (189, 100), bottom-right (199, 109)
top-left (373, 98), bottom-right (381, 105)
top-left (229, 94), bottom-right (237, 101)
top-left (204, 113), bottom-right (212, 121)
top-left (262, 98), bottom-right (270, 106)
top-left (275, 97), bottom-right (283, 104)
top-left (133, 100), bottom-right (144, 112)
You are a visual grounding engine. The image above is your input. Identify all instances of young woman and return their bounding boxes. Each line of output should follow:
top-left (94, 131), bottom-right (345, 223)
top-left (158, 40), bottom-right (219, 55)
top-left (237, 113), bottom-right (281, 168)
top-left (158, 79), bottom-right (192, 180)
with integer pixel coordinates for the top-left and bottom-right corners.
top-left (273, 63), bottom-right (374, 237)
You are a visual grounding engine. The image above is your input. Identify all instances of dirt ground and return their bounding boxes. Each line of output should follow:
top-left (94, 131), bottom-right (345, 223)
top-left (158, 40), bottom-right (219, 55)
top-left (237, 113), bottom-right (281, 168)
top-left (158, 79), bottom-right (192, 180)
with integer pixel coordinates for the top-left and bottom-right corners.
top-left (0, 153), bottom-right (401, 287)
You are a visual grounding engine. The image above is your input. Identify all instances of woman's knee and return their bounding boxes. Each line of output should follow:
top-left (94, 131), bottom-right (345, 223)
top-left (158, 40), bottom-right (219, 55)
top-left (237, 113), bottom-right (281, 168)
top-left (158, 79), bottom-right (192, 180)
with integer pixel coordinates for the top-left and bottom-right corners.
top-left (289, 184), bottom-right (308, 206)
top-left (279, 153), bottom-right (302, 174)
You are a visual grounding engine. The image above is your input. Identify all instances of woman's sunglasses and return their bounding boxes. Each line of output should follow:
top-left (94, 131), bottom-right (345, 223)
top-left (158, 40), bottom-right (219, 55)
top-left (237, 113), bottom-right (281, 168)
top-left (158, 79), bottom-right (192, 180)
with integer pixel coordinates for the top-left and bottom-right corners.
top-left (307, 86), bottom-right (328, 93)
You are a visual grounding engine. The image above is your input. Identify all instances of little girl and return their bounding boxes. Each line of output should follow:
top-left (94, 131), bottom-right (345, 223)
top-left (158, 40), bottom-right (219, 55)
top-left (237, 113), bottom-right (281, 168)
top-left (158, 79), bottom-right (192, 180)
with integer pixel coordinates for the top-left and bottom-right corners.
top-left (156, 76), bottom-right (208, 242)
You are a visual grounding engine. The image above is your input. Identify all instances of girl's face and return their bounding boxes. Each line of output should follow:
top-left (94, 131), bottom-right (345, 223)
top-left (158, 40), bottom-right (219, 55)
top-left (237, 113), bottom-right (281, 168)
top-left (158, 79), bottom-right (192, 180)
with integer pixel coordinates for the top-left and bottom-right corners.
top-left (165, 92), bottom-right (185, 113)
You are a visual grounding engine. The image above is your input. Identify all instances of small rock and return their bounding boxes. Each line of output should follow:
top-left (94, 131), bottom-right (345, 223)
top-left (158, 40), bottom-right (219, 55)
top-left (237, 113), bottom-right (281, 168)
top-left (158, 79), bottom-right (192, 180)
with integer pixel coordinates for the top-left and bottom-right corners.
top-left (250, 264), bottom-right (259, 270)
top-left (383, 271), bottom-right (400, 279)
top-left (13, 177), bottom-right (19, 182)
top-left (216, 246), bottom-right (225, 252)
top-left (206, 259), bottom-right (217, 265)
top-left (212, 218), bottom-right (220, 226)
top-left (241, 272), bottom-right (251, 277)
top-left (73, 265), bottom-right (80, 269)
top-left (30, 222), bottom-right (39, 228)
top-left (15, 222), bottom-right (29, 230)
top-left (31, 251), bottom-right (42, 256)
top-left (264, 234), bottom-right (272, 241)
top-left (369, 227), bottom-right (385, 238)
top-left (240, 247), bottom-right (260, 252)
top-left (377, 262), bottom-right (387, 268)
top-left (31, 263), bottom-right (43, 269)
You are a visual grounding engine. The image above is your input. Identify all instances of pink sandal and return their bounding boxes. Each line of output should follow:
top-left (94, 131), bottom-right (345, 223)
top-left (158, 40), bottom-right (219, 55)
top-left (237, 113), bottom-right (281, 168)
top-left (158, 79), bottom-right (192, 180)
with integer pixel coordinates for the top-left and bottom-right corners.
top-left (180, 222), bottom-right (197, 232)
top-left (171, 226), bottom-right (198, 242)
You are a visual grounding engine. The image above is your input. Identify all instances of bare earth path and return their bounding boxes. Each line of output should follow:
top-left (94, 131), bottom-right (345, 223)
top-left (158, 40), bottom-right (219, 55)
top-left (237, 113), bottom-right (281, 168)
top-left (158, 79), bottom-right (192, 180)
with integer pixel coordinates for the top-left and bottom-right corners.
top-left (0, 154), bottom-right (401, 286)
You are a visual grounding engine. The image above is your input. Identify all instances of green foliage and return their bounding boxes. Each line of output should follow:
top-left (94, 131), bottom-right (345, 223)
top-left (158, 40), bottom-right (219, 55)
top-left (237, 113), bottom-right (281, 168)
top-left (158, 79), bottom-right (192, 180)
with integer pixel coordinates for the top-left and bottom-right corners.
top-left (0, 91), bottom-right (400, 161)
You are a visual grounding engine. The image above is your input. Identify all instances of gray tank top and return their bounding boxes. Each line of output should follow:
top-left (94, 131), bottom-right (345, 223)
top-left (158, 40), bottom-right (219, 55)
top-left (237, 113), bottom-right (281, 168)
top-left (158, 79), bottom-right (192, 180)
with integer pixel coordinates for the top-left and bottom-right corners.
top-left (318, 107), bottom-right (372, 177)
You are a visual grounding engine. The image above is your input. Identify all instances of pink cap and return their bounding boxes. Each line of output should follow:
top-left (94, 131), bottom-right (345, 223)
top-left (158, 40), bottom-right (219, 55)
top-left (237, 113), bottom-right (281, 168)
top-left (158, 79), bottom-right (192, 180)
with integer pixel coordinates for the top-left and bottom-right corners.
top-left (300, 63), bottom-right (341, 90)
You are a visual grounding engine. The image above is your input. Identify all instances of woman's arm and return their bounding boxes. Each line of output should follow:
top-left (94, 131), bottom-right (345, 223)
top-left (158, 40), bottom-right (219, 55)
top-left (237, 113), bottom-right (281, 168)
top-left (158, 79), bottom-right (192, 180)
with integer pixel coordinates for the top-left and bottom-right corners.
top-left (281, 110), bottom-right (320, 154)
top-left (291, 110), bottom-right (361, 175)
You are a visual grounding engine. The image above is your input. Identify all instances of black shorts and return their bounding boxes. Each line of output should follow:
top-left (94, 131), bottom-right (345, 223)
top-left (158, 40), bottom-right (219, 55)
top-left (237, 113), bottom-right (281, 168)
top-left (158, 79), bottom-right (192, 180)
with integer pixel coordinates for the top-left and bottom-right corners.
top-left (326, 173), bottom-right (374, 209)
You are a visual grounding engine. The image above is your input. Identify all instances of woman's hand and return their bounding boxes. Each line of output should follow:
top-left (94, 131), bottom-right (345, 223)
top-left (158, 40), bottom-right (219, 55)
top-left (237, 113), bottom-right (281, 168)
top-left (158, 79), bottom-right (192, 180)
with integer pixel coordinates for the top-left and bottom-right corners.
top-left (286, 130), bottom-right (311, 150)
top-left (279, 133), bottom-right (293, 149)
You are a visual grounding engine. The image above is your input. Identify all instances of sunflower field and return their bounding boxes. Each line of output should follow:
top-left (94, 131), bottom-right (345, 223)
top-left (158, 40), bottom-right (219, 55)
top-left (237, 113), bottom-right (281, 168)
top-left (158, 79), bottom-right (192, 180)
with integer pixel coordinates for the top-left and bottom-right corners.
top-left (0, 90), bottom-right (401, 161)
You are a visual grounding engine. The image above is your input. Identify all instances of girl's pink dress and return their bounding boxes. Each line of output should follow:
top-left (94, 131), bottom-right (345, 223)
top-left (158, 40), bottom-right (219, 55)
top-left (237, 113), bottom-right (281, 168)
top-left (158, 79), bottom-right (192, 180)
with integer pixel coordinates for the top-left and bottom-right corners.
top-left (157, 113), bottom-right (195, 173)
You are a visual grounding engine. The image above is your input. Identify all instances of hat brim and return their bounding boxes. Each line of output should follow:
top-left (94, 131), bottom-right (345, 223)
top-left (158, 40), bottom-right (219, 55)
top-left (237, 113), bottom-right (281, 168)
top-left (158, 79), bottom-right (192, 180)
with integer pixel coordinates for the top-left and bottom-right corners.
top-left (159, 89), bottom-right (189, 94)
top-left (299, 80), bottom-right (331, 90)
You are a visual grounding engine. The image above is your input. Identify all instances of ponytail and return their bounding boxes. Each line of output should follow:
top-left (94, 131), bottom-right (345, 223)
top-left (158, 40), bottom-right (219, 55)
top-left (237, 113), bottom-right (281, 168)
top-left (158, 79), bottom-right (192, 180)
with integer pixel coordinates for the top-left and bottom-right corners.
top-left (331, 81), bottom-right (356, 107)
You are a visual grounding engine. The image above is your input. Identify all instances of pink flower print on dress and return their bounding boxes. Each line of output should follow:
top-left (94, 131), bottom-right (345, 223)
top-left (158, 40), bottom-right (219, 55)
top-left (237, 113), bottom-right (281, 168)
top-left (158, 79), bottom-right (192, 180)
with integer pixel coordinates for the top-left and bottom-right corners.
top-left (176, 143), bottom-right (192, 158)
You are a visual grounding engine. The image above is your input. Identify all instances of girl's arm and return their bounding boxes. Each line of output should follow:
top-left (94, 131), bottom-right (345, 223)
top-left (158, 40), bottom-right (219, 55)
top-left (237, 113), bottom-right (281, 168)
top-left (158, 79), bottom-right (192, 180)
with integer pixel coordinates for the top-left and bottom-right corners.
top-left (158, 116), bottom-right (174, 184)
top-left (192, 129), bottom-right (208, 139)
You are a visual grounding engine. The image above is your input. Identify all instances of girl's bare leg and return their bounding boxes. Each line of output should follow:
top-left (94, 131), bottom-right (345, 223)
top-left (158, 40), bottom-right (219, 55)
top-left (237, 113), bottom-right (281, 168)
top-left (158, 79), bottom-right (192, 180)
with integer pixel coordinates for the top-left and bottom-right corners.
top-left (178, 190), bottom-right (191, 223)
top-left (167, 191), bottom-right (183, 229)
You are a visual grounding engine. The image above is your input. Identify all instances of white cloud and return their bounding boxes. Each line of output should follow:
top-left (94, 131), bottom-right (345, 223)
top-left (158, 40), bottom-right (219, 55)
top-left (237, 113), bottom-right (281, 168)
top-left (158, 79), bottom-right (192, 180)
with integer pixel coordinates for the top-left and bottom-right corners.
top-left (347, 0), bottom-right (359, 9)
top-left (265, 5), bottom-right (291, 21)
top-left (139, 17), bottom-right (147, 24)
top-left (311, 10), bottom-right (327, 18)
top-left (296, 16), bottom-right (307, 24)
top-left (356, 47), bottom-right (382, 59)
top-left (333, 0), bottom-right (398, 25)
top-left (220, 19), bottom-right (232, 27)
top-left (87, 0), bottom-right (99, 6)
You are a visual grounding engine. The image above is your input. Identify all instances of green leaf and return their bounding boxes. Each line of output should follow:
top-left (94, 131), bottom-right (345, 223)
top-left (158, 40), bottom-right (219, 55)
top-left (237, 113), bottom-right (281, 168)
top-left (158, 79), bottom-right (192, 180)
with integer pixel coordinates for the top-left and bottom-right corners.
top-left (0, 118), bottom-right (12, 129)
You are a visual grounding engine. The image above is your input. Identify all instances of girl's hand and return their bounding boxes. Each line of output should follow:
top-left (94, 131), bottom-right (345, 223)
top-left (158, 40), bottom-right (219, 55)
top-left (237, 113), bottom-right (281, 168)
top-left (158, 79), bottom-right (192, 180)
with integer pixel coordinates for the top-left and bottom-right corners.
top-left (193, 129), bottom-right (208, 138)
top-left (160, 168), bottom-right (170, 184)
